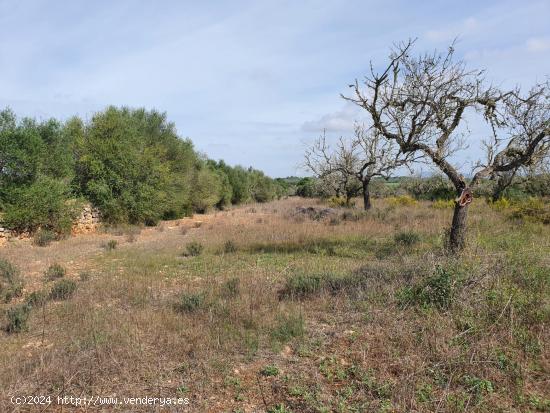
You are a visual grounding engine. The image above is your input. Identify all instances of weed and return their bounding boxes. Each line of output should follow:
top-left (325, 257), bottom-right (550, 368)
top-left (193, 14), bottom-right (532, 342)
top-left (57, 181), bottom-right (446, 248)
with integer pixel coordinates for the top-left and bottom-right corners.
top-left (221, 277), bottom-right (240, 298)
top-left (33, 229), bottom-right (56, 246)
top-left (174, 292), bottom-right (206, 313)
top-left (79, 271), bottom-right (92, 281)
top-left (394, 230), bottom-right (421, 246)
top-left (279, 274), bottom-right (322, 299)
top-left (0, 259), bottom-right (24, 303)
top-left (49, 279), bottom-right (77, 300)
top-left (25, 290), bottom-right (49, 308)
top-left (271, 313), bottom-right (305, 344)
top-left (387, 195), bottom-right (417, 207)
top-left (223, 240), bottom-right (237, 253)
top-left (104, 239), bottom-right (118, 251)
top-left (397, 265), bottom-right (455, 310)
top-left (267, 404), bottom-right (293, 413)
top-left (44, 263), bottom-right (66, 281)
top-left (432, 199), bottom-right (455, 209)
top-left (6, 304), bottom-right (31, 333)
top-left (183, 241), bottom-right (204, 257)
top-left (260, 365), bottom-right (279, 377)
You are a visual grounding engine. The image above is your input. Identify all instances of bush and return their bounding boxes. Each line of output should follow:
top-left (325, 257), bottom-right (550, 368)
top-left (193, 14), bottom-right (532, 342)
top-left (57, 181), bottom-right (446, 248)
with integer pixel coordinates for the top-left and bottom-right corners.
top-left (489, 197), bottom-right (512, 211)
top-left (33, 229), bottom-right (57, 246)
top-left (184, 241), bottom-right (204, 257)
top-left (0, 258), bottom-right (24, 303)
top-left (279, 274), bottom-right (322, 299)
top-left (104, 239), bottom-right (118, 251)
top-left (394, 230), bottom-right (421, 246)
top-left (3, 177), bottom-right (79, 235)
top-left (223, 240), bottom-right (237, 254)
top-left (397, 266), bottom-right (455, 310)
top-left (49, 279), bottom-right (77, 300)
top-left (387, 195), bottom-right (417, 207)
top-left (327, 196), bottom-right (349, 208)
top-left (44, 263), bottom-right (66, 280)
top-left (25, 290), bottom-right (49, 308)
top-left (260, 365), bottom-right (280, 377)
top-left (221, 277), bottom-right (240, 298)
top-left (271, 313), bottom-right (305, 343)
top-left (432, 199), bottom-right (455, 209)
top-left (174, 292), bottom-right (205, 313)
top-left (510, 198), bottom-right (550, 224)
top-left (6, 304), bottom-right (31, 333)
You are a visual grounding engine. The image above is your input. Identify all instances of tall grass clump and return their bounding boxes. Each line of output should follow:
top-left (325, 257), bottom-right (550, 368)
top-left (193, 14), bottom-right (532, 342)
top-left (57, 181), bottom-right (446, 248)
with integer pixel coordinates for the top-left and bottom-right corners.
top-left (33, 229), bottom-right (57, 246)
top-left (5, 304), bottom-right (31, 333)
top-left (397, 266), bottom-right (456, 310)
top-left (394, 230), bottom-right (421, 246)
top-left (49, 279), bottom-right (77, 300)
top-left (44, 263), bottom-right (66, 280)
top-left (0, 259), bottom-right (24, 303)
top-left (174, 292), bottom-right (206, 313)
top-left (183, 241), bottom-right (204, 257)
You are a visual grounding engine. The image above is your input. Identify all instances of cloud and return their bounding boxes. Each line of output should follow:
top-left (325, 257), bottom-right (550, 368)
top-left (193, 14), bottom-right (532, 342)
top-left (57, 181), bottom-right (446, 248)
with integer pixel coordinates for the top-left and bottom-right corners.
top-left (425, 17), bottom-right (479, 43)
top-left (301, 104), bottom-right (361, 133)
top-left (526, 37), bottom-right (550, 52)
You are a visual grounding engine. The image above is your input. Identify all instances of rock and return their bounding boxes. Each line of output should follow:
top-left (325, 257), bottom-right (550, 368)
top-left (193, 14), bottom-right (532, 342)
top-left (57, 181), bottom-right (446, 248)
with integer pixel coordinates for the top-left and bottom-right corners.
top-left (294, 206), bottom-right (338, 221)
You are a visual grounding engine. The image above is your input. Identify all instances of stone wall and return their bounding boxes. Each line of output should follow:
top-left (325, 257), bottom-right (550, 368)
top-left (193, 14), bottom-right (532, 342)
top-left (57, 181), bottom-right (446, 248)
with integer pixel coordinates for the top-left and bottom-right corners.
top-left (0, 204), bottom-right (102, 245)
top-left (72, 204), bottom-right (102, 234)
top-left (0, 226), bottom-right (11, 246)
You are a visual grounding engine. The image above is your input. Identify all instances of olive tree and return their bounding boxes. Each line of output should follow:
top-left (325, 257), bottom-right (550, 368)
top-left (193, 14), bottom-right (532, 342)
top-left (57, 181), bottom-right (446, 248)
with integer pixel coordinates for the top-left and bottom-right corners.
top-left (344, 40), bottom-right (549, 251)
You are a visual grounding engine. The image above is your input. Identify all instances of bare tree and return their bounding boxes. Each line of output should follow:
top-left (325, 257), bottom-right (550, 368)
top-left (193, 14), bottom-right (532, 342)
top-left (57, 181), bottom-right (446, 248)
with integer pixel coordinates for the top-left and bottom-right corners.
top-left (478, 82), bottom-right (550, 201)
top-left (304, 131), bottom-right (361, 206)
top-left (305, 125), bottom-right (412, 210)
top-left (343, 40), bottom-right (550, 252)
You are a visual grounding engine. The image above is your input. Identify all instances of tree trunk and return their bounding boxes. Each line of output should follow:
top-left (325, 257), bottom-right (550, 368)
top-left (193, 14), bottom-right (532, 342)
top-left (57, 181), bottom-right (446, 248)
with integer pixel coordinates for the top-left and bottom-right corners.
top-left (449, 200), bottom-right (469, 253)
top-left (362, 179), bottom-right (371, 210)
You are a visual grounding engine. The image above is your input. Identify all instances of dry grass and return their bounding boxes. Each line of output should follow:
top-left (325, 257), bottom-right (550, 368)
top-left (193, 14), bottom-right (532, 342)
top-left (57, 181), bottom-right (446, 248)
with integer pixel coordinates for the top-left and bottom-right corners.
top-left (0, 197), bottom-right (548, 412)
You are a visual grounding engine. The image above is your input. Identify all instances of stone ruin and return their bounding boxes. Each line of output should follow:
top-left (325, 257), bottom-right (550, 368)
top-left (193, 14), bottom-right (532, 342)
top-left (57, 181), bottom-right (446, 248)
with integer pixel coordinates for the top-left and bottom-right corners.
top-left (0, 204), bottom-right (102, 245)
top-left (293, 206), bottom-right (339, 221)
top-left (72, 204), bottom-right (102, 234)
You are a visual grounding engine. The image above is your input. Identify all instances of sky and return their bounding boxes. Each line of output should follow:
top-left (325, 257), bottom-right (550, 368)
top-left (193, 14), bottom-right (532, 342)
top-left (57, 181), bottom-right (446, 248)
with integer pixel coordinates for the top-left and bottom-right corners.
top-left (0, 0), bottom-right (549, 177)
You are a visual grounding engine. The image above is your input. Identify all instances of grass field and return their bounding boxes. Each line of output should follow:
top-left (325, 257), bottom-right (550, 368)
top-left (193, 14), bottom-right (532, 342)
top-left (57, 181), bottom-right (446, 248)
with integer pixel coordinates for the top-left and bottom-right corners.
top-left (1, 197), bottom-right (549, 412)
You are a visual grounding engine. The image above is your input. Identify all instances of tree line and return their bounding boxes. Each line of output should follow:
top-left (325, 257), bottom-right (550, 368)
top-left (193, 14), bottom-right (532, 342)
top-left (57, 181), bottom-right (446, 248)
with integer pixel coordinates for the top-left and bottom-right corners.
top-left (305, 40), bottom-right (549, 252)
top-left (0, 106), bottom-right (285, 234)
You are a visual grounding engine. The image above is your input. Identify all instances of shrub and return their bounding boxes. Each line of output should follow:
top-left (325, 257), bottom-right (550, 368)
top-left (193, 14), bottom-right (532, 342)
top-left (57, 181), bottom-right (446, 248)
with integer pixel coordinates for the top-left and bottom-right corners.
top-left (271, 313), bottom-right (305, 343)
top-left (25, 290), bottom-right (49, 308)
top-left (49, 279), bottom-right (77, 300)
top-left (33, 229), bottom-right (57, 246)
top-left (397, 266), bottom-right (455, 310)
top-left (267, 404), bottom-right (293, 413)
top-left (3, 177), bottom-right (80, 235)
top-left (223, 240), bottom-right (237, 254)
top-left (387, 195), bottom-right (417, 207)
top-left (183, 241), bottom-right (204, 257)
top-left (394, 230), bottom-right (421, 246)
top-left (104, 239), bottom-right (118, 251)
top-left (174, 292), bottom-right (205, 313)
top-left (510, 198), bottom-right (550, 224)
top-left (432, 199), bottom-right (455, 209)
top-left (0, 259), bottom-right (24, 303)
top-left (44, 263), bottom-right (66, 280)
top-left (489, 197), bottom-right (511, 211)
top-left (279, 274), bottom-right (322, 299)
top-left (6, 304), bottom-right (31, 333)
top-left (221, 277), bottom-right (240, 298)
top-left (328, 196), bottom-right (349, 208)
top-left (260, 365), bottom-right (280, 377)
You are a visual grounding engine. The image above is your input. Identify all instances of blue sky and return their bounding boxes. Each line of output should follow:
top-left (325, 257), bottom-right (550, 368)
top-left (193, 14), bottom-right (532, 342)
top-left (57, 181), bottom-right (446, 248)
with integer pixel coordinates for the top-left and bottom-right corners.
top-left (1, 0), bottom-right (549, 177)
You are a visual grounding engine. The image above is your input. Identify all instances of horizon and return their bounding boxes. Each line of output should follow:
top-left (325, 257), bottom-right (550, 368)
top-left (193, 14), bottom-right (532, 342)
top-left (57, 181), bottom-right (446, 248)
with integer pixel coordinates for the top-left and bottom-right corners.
top-left (1, 0), bottom-right (549, 177)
